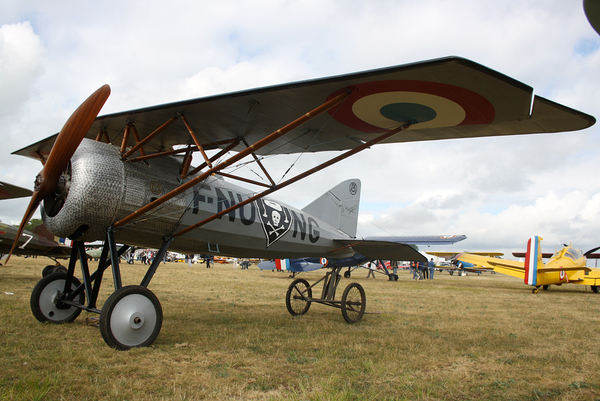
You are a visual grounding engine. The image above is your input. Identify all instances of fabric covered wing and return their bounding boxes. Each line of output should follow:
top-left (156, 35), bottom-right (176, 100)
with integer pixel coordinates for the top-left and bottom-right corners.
top-left (13, 56), bottom-right (595, 160)
top-left (0, 181), bottom-right (33, 199)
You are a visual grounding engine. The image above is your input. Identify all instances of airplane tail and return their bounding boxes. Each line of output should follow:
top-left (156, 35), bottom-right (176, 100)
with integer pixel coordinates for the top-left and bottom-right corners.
top-left (275, 259), bottom-right (291, 271)
top-left (524, 236), bottom-right (543, 286)
top-left (302, 179), bottom-right (361, 238)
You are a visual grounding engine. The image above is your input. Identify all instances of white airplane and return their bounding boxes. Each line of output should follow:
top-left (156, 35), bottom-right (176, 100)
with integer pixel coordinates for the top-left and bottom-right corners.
top-left (7, 56), bottom-right (594, 349)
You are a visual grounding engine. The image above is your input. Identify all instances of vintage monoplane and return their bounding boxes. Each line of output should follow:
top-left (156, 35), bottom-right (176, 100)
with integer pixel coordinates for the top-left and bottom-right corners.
top-left (454, 236), bottom-right (600, 293)
top-left (6, 56), bottom-right (595, 349)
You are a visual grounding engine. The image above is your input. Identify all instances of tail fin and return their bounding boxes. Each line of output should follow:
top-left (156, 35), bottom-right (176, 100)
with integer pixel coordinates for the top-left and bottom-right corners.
top-left (524, 236), bottom-right (543, 286)
top-left (302, 179), bottom-right (361, 238)
top-left (275, 259), bottom-right (291, 271)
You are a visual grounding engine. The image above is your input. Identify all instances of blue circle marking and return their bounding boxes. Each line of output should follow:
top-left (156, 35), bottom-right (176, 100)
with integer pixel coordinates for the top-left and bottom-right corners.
top-left (380, 103), bottom-right (437, 125)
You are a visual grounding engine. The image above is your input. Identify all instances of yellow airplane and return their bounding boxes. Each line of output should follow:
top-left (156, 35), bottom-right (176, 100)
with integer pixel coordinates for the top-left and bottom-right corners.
top-left (454, 236), bottom-right (600, 293)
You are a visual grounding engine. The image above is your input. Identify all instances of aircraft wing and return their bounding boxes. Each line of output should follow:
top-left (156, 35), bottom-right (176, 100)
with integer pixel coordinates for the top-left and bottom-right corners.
top-left (0, 182), bottom-right (33, 200)
top-left (12, 56), bottom-right (594, 160)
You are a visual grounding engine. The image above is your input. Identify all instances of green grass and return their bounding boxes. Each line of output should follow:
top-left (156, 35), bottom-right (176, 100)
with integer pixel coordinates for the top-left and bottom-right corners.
top-left (1, 258), bottom-right (600, 400)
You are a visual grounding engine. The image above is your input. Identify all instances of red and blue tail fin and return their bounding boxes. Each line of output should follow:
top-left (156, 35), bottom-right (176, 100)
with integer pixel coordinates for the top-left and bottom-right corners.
top-left (524, 236), bottom-right (543, 286)
top-left (275, 259), bottom-right (291, 271)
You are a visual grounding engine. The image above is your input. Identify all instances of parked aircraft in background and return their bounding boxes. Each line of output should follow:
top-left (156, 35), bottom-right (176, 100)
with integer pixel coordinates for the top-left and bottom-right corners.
top-left (427, 251), bottom-right (504, 274)
top-left (0, 181), bottom-right (33, 200)
top-left (6, 57), bottom-right (594, 349)
top-left (0, 221), bottom-right (71, 275)
top-left (259, 235), bottom-right (467, 279)
top-left (454, 236), bottom-right (600, 293)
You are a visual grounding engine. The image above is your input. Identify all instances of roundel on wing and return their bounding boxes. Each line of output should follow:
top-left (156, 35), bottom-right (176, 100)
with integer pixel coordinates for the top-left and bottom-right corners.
top-left (327, 80), bottom-right (495, 133)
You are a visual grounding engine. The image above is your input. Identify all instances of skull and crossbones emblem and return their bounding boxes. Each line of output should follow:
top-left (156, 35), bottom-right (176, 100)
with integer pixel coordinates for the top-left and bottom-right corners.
top-left (257, 199), bottom-right (293, 247)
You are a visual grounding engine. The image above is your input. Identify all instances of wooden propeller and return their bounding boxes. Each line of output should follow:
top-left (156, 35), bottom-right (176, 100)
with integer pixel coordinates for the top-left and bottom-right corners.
top-left (6, 85), bottom-right (111, 264)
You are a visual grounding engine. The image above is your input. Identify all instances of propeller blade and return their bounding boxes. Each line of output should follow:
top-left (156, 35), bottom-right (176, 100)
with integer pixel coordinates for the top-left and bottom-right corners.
top-left (5, 84), bottom-right (111, 264)
top-left (38, 84), bottom-right (111, 196)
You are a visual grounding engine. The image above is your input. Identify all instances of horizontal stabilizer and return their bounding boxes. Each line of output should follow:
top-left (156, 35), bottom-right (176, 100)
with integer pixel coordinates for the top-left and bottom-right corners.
top-left (364, 235), bottom-right (467, 246)
top-left (335, 239), bottom-right (426, 262)
top-left (538, 267), bottom-right (591, 273)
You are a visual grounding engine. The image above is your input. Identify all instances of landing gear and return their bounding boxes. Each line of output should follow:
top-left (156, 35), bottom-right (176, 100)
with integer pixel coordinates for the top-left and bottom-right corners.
top-left (591, 285), bottom-right (599, 293)
top-left (341, 282), bottom-right (366, 323)
top-left (532, 286), bottom-right (540, 294)
top-left (284, 266), bottom-right (367, 323)
top-left (286, 279), bottom-right (312, 316)
top-left (100, 286), bottom-right (163, 350)
top-left (30, 272), bottom-right (85, 323)
top-left (29, 233), bottom-right (173, 350)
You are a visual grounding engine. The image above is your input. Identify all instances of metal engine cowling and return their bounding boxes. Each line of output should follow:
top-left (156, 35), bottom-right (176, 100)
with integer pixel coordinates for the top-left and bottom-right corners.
top-left (42, 139), bottom-right (125, 241)
top-left (42, 139), bottom-right (186, 244)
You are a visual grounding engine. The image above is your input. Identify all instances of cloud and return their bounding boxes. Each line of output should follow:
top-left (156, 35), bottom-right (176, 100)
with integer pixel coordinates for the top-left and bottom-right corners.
top-left (0, 21), bottom-right (44, 119)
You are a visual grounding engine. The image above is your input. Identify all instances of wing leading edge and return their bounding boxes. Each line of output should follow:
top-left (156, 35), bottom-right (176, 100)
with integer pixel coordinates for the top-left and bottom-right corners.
top-left (13, 56), bottom-right (594, 160)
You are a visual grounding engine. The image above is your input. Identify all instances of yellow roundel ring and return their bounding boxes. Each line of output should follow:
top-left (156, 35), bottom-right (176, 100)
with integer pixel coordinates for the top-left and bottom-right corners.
top-left (327, 80), bottom-right (495, 133)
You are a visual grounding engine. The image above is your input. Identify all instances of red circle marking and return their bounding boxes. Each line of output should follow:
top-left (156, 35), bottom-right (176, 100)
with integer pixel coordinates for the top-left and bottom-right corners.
top-left (327, 80), bottom-right (495, 133)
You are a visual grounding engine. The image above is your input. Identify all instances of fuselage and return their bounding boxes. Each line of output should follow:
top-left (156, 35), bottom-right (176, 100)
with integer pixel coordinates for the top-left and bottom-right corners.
top-left (41, 139), bottom-right (355, 259)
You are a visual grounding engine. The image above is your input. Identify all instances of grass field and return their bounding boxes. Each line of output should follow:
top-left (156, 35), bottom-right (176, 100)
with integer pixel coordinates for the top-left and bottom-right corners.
top-left (1, 257), bottom-right (600, 400)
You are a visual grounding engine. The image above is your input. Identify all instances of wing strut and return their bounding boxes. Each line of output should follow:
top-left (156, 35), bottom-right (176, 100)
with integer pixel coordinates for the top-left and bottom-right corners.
top-left (173, 122), bottom-right (411, 237)
top-left (111, 90), bottom-right (353, 228)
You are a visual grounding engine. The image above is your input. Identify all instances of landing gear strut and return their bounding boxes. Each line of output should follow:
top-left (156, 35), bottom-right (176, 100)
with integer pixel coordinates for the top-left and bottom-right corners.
top-left (29, 231), bottom-right (173, 350)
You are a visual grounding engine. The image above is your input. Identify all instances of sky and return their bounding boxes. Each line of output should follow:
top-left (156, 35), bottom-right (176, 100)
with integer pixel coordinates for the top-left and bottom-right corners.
top-left (1, 0), bottom-right (599, 258)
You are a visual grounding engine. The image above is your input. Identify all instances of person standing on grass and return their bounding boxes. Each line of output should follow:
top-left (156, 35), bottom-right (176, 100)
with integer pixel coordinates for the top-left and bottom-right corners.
top-left (390, 260), bottom-right (398, 277)
top-left (418, 261), bottom-right (426, 280)
top-left (428, 258), bottom-right (435, 279)
top-left (366, 261), bottom-right (376, 278)
top-left (410, 261), bottom-right (419, 280)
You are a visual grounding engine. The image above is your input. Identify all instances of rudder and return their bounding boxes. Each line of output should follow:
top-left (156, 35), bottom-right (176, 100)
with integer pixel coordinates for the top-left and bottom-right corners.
top-left (524, 236), bottom-right (543, 286)
top-left (302, 179), bottom-right (361, 238)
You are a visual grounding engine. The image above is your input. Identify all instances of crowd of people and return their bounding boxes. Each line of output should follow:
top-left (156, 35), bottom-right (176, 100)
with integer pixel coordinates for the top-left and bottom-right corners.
top-left (409, 259), bottom-right (436, 280)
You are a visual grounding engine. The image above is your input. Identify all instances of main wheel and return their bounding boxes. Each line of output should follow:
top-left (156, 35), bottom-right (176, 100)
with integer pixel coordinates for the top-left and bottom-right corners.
top-left (99, 286), bottom-right (162, 350)
top-left (591, 285), bottom-right (599, 293)
top-left (30, 272), bottom-right (84, 323)
top-left (341, 282), bottom-right (366, 323)
top-left (285, 278), bottom-right (312, 316)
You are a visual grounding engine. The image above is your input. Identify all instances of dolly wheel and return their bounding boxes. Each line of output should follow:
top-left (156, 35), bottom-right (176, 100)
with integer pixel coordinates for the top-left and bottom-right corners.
top-left (341, 282), bottom-right (366, 323)
top-left (286, 278), bottom-right (312, 316)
